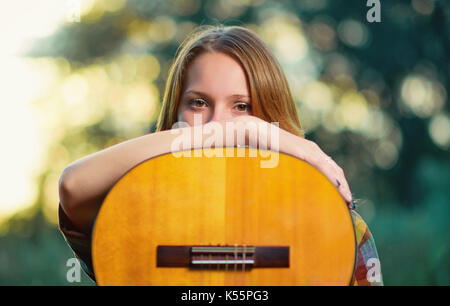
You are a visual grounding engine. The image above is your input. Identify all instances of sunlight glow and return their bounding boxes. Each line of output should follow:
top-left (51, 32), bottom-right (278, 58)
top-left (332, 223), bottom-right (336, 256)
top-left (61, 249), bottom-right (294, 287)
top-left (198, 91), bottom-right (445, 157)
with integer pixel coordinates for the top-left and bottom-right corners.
top-left (0, 1), bottom-right (66, 221)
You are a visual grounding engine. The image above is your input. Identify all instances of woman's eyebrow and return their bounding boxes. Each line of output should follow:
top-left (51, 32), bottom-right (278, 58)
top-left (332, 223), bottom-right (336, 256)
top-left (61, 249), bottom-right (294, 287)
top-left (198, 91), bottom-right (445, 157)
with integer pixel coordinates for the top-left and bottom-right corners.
top-left (184, 90), bottom-right (250, 100)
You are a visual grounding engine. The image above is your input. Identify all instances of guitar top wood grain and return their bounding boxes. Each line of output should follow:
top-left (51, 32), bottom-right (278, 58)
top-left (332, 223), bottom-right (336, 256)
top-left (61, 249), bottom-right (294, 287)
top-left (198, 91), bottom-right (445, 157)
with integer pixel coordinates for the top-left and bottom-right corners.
top-left (92, 148), bottom-right (356, 285)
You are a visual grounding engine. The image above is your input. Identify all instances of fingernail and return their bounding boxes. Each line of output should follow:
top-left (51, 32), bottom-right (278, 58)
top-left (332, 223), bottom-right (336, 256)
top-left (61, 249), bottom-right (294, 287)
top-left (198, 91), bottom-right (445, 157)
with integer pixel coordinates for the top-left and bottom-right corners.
top-left (348, 200), bottom-right (356, 210)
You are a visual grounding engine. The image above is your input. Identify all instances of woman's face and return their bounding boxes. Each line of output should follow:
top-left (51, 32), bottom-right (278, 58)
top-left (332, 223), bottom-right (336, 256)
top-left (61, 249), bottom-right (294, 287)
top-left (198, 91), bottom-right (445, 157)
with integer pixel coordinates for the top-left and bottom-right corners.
top-left (177, 51), bottom-right (252, 126)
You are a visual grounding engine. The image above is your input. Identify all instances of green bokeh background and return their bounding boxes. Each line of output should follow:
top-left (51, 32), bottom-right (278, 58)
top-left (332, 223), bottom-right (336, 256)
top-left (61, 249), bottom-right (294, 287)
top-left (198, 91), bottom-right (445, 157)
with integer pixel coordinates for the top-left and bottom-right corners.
top-left (0, 0), bottom-right (448, 285)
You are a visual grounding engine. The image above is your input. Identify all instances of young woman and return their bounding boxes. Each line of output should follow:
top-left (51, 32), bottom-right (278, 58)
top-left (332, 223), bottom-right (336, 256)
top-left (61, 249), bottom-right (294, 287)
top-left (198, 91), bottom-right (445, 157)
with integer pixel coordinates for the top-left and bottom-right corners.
top-left (58, 25), bottom-right (383, 285)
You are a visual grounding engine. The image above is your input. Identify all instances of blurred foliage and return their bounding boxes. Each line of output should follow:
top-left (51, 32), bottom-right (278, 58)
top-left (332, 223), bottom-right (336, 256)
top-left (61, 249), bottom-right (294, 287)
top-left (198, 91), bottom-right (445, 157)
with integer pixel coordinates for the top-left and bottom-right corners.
top-left (0, 0), bottom-right (448, 285)
top-left (0, 210), bottom-right (94, 285)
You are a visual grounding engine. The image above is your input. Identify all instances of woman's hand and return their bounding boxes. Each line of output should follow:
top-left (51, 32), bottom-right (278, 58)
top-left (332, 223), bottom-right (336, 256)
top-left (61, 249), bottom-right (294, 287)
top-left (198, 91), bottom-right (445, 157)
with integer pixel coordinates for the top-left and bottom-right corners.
top-left (222, 115), bottom-right (353, 204)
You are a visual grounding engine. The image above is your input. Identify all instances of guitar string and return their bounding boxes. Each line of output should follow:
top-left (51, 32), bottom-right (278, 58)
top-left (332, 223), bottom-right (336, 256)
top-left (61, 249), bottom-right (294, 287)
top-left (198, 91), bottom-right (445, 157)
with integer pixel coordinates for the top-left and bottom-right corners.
top-left (243, 244), bottom-right (246, 272)
top-left (234, 243), bottom-right (237, 271)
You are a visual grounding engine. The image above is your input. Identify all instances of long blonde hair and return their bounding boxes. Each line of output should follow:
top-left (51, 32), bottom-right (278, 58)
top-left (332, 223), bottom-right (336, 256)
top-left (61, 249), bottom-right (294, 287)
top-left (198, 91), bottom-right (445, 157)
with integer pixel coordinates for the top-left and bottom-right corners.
top-left (156, 24), bottom-right (304, 138)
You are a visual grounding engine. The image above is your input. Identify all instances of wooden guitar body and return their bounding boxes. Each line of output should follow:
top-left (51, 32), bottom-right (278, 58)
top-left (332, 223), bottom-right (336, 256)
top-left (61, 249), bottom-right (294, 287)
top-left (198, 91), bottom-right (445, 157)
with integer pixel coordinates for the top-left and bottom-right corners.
top-left (92, 148), bottom-right (356, 285)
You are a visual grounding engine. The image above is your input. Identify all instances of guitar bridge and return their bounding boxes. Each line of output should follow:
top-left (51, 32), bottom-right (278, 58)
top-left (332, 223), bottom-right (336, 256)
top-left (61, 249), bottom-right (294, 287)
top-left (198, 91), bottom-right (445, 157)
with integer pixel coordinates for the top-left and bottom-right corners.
top-left (157, 245), bottom-right (289, 270)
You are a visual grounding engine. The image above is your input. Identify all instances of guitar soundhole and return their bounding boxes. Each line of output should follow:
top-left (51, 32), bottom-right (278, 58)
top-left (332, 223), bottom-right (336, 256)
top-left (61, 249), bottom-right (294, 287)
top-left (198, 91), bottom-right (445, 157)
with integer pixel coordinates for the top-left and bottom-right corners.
top-left (156, 245), bottom-right (289, 270)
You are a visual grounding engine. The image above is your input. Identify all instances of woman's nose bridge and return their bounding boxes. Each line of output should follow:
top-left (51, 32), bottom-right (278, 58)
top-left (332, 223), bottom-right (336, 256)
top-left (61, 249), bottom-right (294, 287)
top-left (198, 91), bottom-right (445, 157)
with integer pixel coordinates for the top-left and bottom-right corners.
top-left (209, 101), bottom-right (229, 122)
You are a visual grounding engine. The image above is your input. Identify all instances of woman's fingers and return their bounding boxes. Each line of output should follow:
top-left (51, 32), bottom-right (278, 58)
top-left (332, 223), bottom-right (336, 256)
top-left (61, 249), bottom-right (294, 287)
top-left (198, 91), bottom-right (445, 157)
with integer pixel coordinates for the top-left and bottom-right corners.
top-left (325, 156), bottom-right (351, 196)
top-left (336, 170), bottom-right (353, 203)
top-left (321, 155), bottom-right (353, 203)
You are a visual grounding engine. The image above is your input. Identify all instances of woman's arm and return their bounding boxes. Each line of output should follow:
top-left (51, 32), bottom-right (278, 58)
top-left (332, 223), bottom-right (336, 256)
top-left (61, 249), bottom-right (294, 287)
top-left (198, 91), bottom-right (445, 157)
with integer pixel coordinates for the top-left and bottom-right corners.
top-left (59, 115), bottom-right (353, 234)
top-left (59, 120), bottom-right (259, 233)
top-left (59, 127), bottom-right (193, 233)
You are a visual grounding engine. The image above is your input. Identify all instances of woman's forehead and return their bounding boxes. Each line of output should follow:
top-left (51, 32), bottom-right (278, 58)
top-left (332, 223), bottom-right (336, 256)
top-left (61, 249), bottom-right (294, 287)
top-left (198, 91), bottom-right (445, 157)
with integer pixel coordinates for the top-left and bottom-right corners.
top-left (184, 52), bottom-right (250, 95)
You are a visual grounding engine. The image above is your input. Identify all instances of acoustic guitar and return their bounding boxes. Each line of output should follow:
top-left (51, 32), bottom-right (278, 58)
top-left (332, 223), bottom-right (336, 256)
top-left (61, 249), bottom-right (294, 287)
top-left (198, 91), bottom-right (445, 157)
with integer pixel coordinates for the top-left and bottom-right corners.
top-left (92, 148), bottom-right (356, 285)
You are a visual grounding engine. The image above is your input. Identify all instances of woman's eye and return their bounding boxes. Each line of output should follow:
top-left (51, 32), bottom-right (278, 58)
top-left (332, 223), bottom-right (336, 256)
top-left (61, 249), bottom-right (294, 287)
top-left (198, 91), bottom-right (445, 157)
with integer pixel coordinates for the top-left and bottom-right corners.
top-left (189, 99), bottom-right (208, 108)
top-left (234, 102), bottom-right (251, 112)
